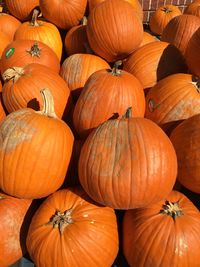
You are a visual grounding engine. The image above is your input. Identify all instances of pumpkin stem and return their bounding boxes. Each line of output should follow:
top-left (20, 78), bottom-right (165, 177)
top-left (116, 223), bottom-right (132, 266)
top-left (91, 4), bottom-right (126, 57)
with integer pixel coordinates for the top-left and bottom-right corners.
top-left (30, 9), bottom-right (40, 26)
top-left (26, 42), bottom-right (41, 57)
top-left (81, 16), bottom-right (87, 25)
top-left (2, 67), bottom-right (24, 82)
top-left (160, 200), bottom-right (184, 220)
top-left (47, 209), bottom-right (73, 235)
top-left (161, 6), bottom-right (172, 13)
top-left (111, 60), bottom-right (122, 76)
top-left (37, 89), bottom-right (57, 118)
top-left (191, 76), bottom-right (200, 93)
top-left (123, 107), bottom-right (132, 118)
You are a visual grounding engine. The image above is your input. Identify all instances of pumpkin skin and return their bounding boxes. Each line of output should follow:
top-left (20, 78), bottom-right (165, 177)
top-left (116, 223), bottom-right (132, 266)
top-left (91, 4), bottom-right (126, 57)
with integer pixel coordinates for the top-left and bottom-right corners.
top-left (0, 193), bottom-right (32, 267)
top-left (2, 63), bottom-right (70, 118)
top-left (145, 74), bottom-right (200, 132)
top-left (26, 187), bottom-right (119, 267)
top-left (73, 63), bottom-right (145, 139)
top-left (0, 89), bottom-right (74, 199)
top-left (184, 0), bottom-right (200, 17)
top-left (170, 114), bottom-right (200, 193)
top-left (161, 14), bottom-right (200, 56)
top-left (14, 9), bottom-right (63, 61)
top-left (86, 0), bottom-right (143, 62)
top-left (79, 112), bottom-right (177, 209)
top-left (185, 26), bottom-right (200, 77)
top-left (39, 0), bottom-right (87, 30)
top-left (5, 0), bottom-right (39, 21)
top-left (88, 0), bottom-right (143, 21)
top-left (123, 190), bottom-right (200, 267)
top-left (0, 39), bottom-right (60, 74)
top-left (149, 5), bottom-right (182, 35)
top-left (60, 53), bottom-right (110, 102)
top-left (0, 31), bottom-right (11, 59)
top-left (123, 41), bottom-right (187, 90)
top-left (0, 13), bottom-right (21, 41)
top-left (139, 31), bottom-right (159, 47)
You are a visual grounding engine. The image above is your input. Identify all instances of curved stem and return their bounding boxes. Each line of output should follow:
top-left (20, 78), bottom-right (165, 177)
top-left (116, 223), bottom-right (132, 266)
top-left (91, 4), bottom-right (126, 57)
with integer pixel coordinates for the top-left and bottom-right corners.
top-left (81, 16), bottom-right (87, 26)
top-left (37, 89), bottom-right (57, 118)
top-left (160, 200), bottom-right (184, 220)
top-left (111, 60), bottom-right (122, 76)
top-left (30, 9), bottom-right (40, 26)
top-left (191, 76), bottom-right (200, 93)
top-left (2, 67), bottom-right (24, 82)
top-left (123, 107), bottom-right (132, 118)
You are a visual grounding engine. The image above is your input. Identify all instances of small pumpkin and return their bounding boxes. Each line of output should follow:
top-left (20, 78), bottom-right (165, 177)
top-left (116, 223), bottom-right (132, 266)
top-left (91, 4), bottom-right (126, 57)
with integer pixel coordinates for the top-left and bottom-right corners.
top-left (139, 31), bottom-right (159, 47)
top-left (79, 108), bottom-right (177, 209)
top-left (26, 187), bottom-right (119, 267)
top-left (170, 114), bottom-right (200, 193)
top-left (14, 9), bottom-right (63, 61)
top-left (0, 39), bottom-right (60, 74)
top-left (184, 0), bottom-right (200, 17)
top-left (0, 89), bottom-right (74, 199)
top-left (0, 13), bottom-right (21, 41)
top-left (123, 190), bottom-right (200, 267)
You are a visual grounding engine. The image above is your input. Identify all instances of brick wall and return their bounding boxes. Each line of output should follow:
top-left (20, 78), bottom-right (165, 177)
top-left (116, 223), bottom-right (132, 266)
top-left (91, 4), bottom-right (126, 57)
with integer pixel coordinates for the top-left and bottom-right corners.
top-left (139, 0), bottom-right (194, 23)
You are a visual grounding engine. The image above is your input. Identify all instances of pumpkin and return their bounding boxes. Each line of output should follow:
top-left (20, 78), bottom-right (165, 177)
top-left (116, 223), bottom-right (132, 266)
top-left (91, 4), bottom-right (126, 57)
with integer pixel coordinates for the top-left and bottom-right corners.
top-left (26, 187), bottom-right (119, 267)
top-left (145, 74), bottom-right (200, 133)
top-left (0, 13), bottom-right (21, 41)
top-left (88, 0), bottom-right (143, 21)
top-left (5, 0), bottom-right (39, 21)
top-left (39, 0), bottom-right (87, 30)
top-left (184, 0), bottom-right (200, 17)
top-left (161, 14), bottom-right (200, 56)
top-left (64, 16), bottom-right (92, 56)
top-left (123, 41), bottom-right (187, 90)
top-left (0, 193), bottom-right (32, 267)
top-left (0, 89), bottom-right (74, 199)
top-left (60, 53), bottom-right (110, 102)
top-left (86, 0), bottom-right (143, 62)
top-left (73, 61), bottom-right (145, 139)
top-left (170, 114), bottom-right (200, 193)
top-left (78, 108), bottom-right (177, 209)
top-left (0, 31), bottom-right (11, 59)
top-left (139, 31), bottom-right (159, 47)
top-left (149, 5), bottom-right (182, 35)
top-left (185, 26), bottom-right (200, 77)
top-left (123, 190), bottom-right (200, 267)
top-left (2, 63), bottom-right (70, 118)
top-left (14, 9), bottom-right (63, 61)
top-left (0, 39), bottom-right (60, 74)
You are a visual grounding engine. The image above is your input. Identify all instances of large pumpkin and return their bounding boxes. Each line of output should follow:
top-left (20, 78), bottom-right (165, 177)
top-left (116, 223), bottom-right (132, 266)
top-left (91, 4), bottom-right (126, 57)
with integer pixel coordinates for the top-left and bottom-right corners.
top-left (0, 193), bottom-right (32, 267)
top-left (123, 190), bottom-right (200, 267)
top-left (145, 73), bottom-right (200, 132)
top-left (2, 63), bottom-right (70, 118)
top-left (14, 9), bottom-right (63, 61)
top-left (0, 39), bottom-right (60, 74)
top-left (184, 0), bottom-right (200, 17)
top-left (0, 13), bottom-right (21, 41)
top-left (39, 0), bottom-right (87, 30)
top-left (0, 89), bottom-right (74, 199)
top-left (161, 14), bottom-right (200, 56)
top-left (86, 0), bottom-right (143, 62)
top-left (123, 41), bottom-right (187, 90)
top-left (79, 108), bottom-right (177, 209)
top-left (73, 61), bottom-right (145, 138)
top-left (26, 187), bottom-right (119, 267)
top-left (170, 114), bottom-right (200, 193)
top-left (5, 0), bottom-right (39, 21)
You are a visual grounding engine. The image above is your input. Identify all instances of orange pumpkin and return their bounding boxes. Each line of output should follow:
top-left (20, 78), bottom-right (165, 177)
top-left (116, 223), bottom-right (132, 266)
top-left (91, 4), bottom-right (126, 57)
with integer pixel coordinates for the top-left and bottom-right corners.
top-left (0, 39), bottom-right (60, 74)
top-left (0, 89), bottom-right (74, 199)
top-left (161, 14), bottom-right (200, 56)
top-left (139, 31), bottom-right (159, 47)
top-left (0, 31), bottom-right (11, 58)
top-left (0, 193), bottom-right (32, 267)
top-left (2, 63), bottom-right (70, 118)
top-left (170, 114), bottom-right (200, 193)
top-left (26, 187), bottom-right (119, 267)
top-left (149, 5), bottom-right (182, 35)
top-left (0, 13), bottom-right (21, 41)
top-left (123, 190), bottom-right (200, 267)
top-left (184, 0), bottom-right (200, 17)
top-left (86, 0), bottom-right (143, 62)
top-left (73, 61), bottom-right (145, 138)
top-left (14, 9), bottom-right (63, 61)
top-left (79, 108), bottom-right (177, 209)
top-left (5, 0), bottom-right (39, 21)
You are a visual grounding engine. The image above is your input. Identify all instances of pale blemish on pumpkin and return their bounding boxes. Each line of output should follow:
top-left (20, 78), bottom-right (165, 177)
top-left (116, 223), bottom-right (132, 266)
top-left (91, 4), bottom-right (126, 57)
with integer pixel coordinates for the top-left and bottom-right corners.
top-left (5, 236), bottom-right (19, 253)
top-left (0, 110), bottom-right (37, 151)
top-left (83, 214), bottom-right (89, 218)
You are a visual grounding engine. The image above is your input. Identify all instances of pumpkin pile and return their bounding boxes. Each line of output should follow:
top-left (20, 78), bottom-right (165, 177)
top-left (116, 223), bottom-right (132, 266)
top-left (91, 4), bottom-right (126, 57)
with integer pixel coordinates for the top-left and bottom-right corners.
top-left (0, 0), bottom-right (199, 266)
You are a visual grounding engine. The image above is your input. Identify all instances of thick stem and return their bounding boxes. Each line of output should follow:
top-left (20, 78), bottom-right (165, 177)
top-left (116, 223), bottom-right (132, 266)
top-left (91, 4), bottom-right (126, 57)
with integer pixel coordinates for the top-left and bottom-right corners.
top-left (2, 67), bottom-right (24, 82)
top-left (123, 107), bottom-right (132, 118)
top-left (160, 200), bottom-right (184, 220)
top-left (111, 60), bottom-right (122, 76)
top-left (81, 16), bottom-right (87, 26)
top-left (47, 209), bottom-right (73, 235)
top-left (26, 42), bottom-right (41, 57)
top-left (30, 9), bottom-right (40, 26)
top-left (37, 89), bottom-right (57, 118)
top-left (161, 7), bottom-right (172, 13)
